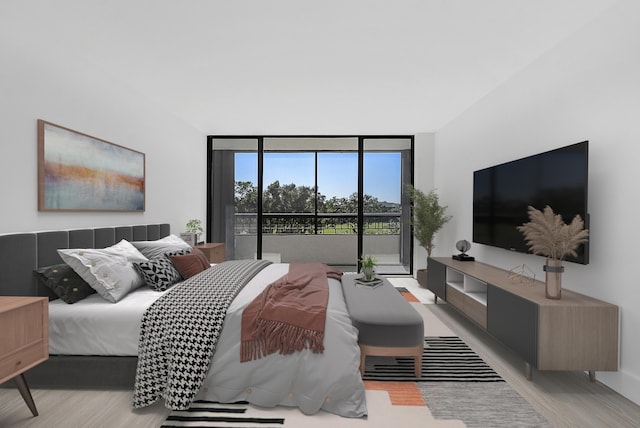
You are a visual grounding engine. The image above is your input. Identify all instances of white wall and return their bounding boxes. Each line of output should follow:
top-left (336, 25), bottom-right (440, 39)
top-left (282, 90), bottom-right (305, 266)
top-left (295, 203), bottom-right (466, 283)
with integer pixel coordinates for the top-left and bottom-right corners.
top-left (434, 0), bottom-right (640, 405)
top-left (413, 133), bottom-right (435, 271)
top-left (0, 37), bottom-right (206, 235)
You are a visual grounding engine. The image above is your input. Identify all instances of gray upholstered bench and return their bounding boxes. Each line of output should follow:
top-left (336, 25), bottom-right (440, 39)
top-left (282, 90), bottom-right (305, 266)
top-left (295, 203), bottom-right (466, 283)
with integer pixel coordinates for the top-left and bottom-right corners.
top-left (341, 275), bottom-right (424, 376)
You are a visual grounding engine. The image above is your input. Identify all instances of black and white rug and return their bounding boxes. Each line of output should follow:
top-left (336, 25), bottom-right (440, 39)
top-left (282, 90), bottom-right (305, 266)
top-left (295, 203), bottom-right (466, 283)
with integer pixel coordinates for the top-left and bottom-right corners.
top-left (161, 400), bottom-right (284, 428)
top-left (363, 336), bottom-right (504, 382)
top-left (361, 336), bottom-right (550, 427)
top-left (162, 336), bottom-right (550, 427)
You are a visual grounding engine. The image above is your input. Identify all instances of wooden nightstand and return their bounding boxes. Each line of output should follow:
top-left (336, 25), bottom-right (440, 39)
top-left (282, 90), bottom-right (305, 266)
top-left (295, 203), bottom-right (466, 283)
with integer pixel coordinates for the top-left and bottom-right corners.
top-left (0, 297), bottom-right (49, 417)
top-left (195, 243), bottom-right (225, 263)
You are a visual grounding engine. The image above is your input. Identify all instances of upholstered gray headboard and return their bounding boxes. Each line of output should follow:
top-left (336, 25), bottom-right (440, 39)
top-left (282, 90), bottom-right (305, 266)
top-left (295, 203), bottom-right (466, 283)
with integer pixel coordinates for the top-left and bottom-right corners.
top-left (0, 223), bottom-right (170, 297)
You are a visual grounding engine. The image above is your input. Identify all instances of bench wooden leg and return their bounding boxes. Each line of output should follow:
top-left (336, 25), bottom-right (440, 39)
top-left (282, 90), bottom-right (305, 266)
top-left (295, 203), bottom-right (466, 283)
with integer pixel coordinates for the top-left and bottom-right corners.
top-left (414, 345), bottom-right (423, 378)
top-left (359, 343), bottom-right (423, 378)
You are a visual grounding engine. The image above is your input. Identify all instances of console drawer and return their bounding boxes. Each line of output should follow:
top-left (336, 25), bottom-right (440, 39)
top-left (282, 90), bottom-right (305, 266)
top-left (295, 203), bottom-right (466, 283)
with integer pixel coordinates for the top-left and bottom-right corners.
top-left (445, 284), bottom-right (487, 329)
top-left (446, 284), bottom-right (465, 311)
top-left (465, 295), bottom-right (487, 329)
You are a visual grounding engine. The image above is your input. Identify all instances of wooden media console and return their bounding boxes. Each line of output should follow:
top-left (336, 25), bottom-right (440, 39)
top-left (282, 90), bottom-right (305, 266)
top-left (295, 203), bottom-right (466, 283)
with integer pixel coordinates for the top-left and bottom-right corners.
top-left (427, 257), bottom-right (619, 380)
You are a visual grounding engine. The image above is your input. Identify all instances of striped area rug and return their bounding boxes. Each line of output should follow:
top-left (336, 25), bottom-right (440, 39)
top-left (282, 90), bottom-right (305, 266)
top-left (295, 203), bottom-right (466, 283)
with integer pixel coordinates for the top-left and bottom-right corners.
top-left (364, 336), bottom-right (504, 382)
top-left (161, 400), bottom-right (284, 427)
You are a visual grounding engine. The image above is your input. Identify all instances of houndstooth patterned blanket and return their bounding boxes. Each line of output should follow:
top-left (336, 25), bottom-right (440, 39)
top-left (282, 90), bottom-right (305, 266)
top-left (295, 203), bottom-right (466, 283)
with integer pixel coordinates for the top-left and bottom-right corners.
top-left (133, 259), bottom-right (272, 410)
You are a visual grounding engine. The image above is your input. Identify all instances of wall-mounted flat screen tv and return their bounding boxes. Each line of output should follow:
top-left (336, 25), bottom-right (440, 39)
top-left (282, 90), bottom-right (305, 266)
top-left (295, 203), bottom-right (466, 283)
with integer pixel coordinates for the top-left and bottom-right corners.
top-left (473, 141), bottom-right (589, 265)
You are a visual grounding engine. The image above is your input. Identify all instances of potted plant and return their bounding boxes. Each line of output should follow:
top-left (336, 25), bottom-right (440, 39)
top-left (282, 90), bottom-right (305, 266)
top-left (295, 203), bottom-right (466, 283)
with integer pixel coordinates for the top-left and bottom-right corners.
top-left (183, 219), bottom-right (204, 245)
top-left (517, 205), bottom-right (589, 299)
top-left (406, 185), bottom-right (452, 288)
top-left (359, 255), bottom-right (377, 282)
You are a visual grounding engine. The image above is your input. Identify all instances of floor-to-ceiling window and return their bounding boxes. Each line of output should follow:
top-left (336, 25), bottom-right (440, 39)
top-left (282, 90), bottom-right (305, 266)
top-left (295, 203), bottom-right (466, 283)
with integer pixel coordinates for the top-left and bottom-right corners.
top-left (362, 138), bottom-right (413, 274)
top-left (209, 136), bottom-right (414, 274)
top-left (209, 138), bottom-right (259, 261)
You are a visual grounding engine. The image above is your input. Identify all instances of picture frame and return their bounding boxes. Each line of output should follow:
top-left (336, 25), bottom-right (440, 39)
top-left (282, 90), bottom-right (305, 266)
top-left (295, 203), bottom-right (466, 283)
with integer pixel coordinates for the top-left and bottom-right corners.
top-left (37, 119), bottom-right (145, 212)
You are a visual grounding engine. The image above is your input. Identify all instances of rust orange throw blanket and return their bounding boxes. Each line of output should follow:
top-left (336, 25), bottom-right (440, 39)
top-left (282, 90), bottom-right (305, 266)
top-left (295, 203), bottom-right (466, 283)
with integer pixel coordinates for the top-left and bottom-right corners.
top-left (240, 262), bottom-right (342, 362)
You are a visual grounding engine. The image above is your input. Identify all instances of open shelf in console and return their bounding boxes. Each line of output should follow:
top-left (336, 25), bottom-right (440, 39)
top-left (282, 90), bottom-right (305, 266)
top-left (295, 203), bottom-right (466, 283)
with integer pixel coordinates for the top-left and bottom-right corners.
top-left (446, 267), bottom-right (487, 306)
top-left (466, 291), bottom-right (488, 306)
top-left (445, 267), bottom-right (464, 290)
top-left (444, 266), bottom-right (488, 328)
top-left (464, 275), bottom-right (487, 306)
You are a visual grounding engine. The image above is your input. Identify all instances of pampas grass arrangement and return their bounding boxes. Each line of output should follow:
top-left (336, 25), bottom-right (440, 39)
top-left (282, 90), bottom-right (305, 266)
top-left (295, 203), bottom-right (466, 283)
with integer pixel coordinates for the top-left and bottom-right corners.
top-left (517, 205), bottom-right (589, 261)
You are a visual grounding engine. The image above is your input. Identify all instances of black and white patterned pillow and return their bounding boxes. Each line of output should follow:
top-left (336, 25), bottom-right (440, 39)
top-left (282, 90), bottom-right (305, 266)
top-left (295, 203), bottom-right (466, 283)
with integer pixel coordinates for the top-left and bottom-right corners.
top-left (134, 256), bottom-right (182, 291)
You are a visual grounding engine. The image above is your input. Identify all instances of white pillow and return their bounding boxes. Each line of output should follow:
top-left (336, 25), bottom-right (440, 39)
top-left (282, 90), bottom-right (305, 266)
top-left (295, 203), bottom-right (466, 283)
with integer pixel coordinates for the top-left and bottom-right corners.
top-left (58, 240), bottom-right (149, 303)
top-left (131, 234), bottom-right (192, 259)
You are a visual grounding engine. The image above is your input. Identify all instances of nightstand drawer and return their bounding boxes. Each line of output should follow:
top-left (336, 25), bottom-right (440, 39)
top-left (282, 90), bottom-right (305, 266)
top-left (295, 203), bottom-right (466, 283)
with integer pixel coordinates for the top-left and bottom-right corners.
top-left (0, 296), bottom-right (48, 416)
top-left (0, 303), bottom-right (44, 354)
top-left (0, 297), bottom-right (48, 384)
top-left (0, 342), bottom-right (47, 382)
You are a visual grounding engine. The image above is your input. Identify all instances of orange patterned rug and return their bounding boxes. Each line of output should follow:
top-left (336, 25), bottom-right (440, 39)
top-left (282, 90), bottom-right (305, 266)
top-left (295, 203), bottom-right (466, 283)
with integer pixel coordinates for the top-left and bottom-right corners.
top-left (400, 290), bottom-right (420, 302)
top-left (364, 380), bottom-right (425, 406)
top-left (393, 286), bottom-right (421, 302)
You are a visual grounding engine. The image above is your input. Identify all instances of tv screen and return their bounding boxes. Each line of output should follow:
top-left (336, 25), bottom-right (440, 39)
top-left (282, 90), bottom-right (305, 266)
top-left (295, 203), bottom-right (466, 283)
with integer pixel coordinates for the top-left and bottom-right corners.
top-left (473, 141), bottom-right (589, 264)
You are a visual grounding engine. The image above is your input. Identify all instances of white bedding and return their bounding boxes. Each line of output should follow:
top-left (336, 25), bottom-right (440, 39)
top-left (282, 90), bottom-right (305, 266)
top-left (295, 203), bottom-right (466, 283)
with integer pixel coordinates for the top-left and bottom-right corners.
top-left (197, 263), bottom-right (366, 417)
top-left (49, 287), bottom-right (168, 355)
top-left (49, 263), bottom-right (367, 417)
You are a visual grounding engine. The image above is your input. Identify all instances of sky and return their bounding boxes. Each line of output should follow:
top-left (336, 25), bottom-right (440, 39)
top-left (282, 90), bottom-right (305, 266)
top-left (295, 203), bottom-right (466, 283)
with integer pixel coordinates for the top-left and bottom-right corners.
top-left (235, 152), bottom-right (401, 203)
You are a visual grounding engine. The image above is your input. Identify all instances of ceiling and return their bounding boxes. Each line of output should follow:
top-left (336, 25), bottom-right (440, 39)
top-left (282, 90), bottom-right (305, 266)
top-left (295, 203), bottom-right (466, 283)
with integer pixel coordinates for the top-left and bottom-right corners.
top-left (1, 0), bottom-right (617, 134)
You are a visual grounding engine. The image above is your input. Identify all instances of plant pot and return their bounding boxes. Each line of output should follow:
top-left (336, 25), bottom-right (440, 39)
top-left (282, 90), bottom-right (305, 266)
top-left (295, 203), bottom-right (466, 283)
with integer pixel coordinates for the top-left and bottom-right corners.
top-left (180, 232), bottom-right (197, 246)
top-left (417, 269), bottom-right (428, 288)
top-left (362, 266), bottom-right (376, 281)
top-left (543, 259), bottom-right (564, 299)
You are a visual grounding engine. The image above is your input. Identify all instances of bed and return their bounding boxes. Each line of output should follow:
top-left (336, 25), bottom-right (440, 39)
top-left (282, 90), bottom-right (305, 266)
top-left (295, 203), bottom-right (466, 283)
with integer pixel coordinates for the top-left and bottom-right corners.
top-left (0, 224), bottom-right (367, 417)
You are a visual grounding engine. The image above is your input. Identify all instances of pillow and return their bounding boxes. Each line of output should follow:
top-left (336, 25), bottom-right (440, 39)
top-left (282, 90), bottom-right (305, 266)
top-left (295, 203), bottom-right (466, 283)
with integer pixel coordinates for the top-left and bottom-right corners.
top-left (170, 247), bottom-right (211, 280)
top-left (188, 246), bottom-right (211, 267)
top-left (58, 239), bottom-right (148, 303)
top-left (34, 264), bottom-right (96, 304)
top-left (131, 234), bottom-right (191, 259)
top-left (134, 256), bottom-right (182, 291)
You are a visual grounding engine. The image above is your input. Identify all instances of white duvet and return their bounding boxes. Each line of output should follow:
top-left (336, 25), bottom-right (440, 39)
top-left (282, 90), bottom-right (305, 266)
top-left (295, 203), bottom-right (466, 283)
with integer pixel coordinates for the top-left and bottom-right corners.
top-left (48, 286), bottom-right (168, 356)
top-left (48, 263), bottom-right (367, 417)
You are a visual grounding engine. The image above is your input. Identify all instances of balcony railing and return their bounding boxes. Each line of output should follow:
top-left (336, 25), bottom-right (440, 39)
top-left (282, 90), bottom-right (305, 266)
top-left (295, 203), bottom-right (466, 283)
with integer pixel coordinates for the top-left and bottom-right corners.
top-left (232, 212), bottom-right (408, 274)
top-left (234, 212), bottom-right (401, 235)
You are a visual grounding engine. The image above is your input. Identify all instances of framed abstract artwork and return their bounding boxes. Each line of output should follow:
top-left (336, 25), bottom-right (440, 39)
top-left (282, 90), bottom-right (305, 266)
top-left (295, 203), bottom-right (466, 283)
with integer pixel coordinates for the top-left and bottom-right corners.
top-left (37, 120), bottom-right (145, 211)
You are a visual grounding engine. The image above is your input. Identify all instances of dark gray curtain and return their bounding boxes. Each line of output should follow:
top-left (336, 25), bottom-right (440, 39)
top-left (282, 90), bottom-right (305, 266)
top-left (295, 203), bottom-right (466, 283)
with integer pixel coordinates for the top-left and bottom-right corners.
top-left (211, 150), bottom-right (236, 259)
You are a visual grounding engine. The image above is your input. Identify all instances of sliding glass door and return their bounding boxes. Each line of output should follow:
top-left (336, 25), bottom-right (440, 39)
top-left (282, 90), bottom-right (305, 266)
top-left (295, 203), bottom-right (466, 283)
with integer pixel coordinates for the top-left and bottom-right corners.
top-left (362, 138), bottom-right (412, 274)
top-left (209, 136), bottom-right (413, 274)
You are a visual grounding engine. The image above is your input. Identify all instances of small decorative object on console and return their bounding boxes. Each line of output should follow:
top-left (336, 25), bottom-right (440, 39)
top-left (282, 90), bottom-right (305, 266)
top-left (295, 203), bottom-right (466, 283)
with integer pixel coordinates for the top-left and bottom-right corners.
top-left (508, 264), bottom-right (536, 286)
top-left (452, 239), bottom-right (475, 261)
top-left (517, 205), bottom-right (589, 299)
